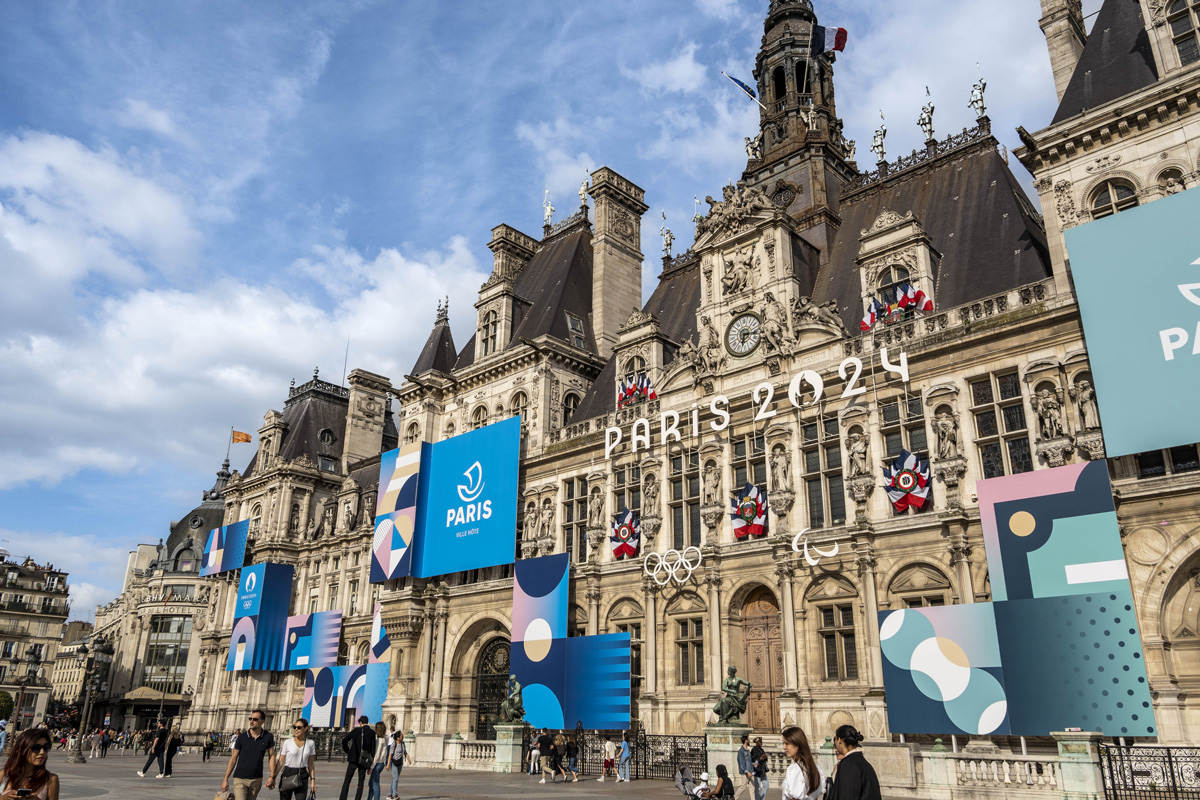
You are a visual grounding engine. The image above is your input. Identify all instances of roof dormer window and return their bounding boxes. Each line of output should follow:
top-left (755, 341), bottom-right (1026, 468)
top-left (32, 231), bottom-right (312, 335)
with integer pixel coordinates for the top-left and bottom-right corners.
top-left (565, 313), bottom-right (587, 348)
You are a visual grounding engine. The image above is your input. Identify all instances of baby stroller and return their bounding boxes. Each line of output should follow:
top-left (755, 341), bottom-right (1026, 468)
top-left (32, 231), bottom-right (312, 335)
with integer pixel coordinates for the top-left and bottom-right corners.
top-left (675, 765), bottom-right (699, 796)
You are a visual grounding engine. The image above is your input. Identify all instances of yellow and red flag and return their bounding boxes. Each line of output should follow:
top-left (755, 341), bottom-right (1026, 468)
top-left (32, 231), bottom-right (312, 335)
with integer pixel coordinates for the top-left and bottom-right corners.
top-left (231, 430), bottom-right (252, 444)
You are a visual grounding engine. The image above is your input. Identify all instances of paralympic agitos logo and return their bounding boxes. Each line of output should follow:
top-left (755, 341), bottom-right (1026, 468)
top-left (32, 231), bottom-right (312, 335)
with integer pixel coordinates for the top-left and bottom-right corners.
top-left (447, 460), bottom-right (492, 527)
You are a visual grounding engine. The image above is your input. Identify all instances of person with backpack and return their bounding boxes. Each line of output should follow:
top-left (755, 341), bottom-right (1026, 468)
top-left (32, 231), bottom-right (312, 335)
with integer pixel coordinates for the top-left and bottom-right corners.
top-left (386, 731), bottom-right (410, 800)
top-left (339, 716), bottom-right (376, 800)
top-left (162, 726), bottom-right (182, 778)
top-left (99, 729), bottom-right (111, 758)
top-left (750, 736), bottom-right (769, 800)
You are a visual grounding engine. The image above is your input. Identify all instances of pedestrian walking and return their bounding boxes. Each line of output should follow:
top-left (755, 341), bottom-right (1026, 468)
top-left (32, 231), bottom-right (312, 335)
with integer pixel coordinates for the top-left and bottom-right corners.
top-left (0, 728), bottom-right (60, 800)
top-left (527, 732), bottom-right (540, 776)
top-left (779, 726), bottom-right (822, 800)
top-left (750, 736), bottom-right (769, 800)
top-left (99, 729), bottom-right (110, 758)
top-left (617, 731), bottom-right (631, 782)
top-left (565, 735), bottom-right (579, 782)
top-left (270, 717), bottom-right (316, 800)
top-left (338, 715), bottom-right (376, 800)
top-left (386, 731), bottom-right (410, 800)
top-left (828, 725), bottom-right (881, 800)
top-left (162, 726), bottom-right (182, 778)
top-left (736, 734), bottom-right (755, 800)
top-left (597, 735), bottom-right (615, 781)
top-left (366, 722), bottom-right (388, 800)
top-left (0, 721), bottom-right (8, 758)
top-left (136, 720), bottom-right (169, 778)
top-left (552, 732), bottom-right (569, 783)
top-left (221, 710), bottom-right (277, 800)
top-left (535, 729), bottom-right (552, 784)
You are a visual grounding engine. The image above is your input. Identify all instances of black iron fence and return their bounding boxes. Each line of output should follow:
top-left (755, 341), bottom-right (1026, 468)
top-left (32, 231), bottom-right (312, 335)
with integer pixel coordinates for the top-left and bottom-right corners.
top-left (1100, 744), bottom-right (1200, 799)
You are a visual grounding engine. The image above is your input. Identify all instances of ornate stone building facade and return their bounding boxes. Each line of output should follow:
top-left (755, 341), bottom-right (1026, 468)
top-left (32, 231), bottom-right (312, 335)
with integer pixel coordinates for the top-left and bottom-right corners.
top-left (176, 0), bottom-right (1199, 749)
top-left (0, 557), bottom-right (71, 730)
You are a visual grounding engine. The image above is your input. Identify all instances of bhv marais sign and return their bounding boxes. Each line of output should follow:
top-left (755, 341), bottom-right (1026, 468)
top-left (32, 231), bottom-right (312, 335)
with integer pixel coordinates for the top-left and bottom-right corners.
top-left (1064, 187), bottom-right (1200, 457)
top-left (604, 348), bottom-right (911, 459)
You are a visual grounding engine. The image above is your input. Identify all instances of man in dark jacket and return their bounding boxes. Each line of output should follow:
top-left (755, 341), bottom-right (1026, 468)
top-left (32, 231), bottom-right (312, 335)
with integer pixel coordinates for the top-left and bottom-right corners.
top-left (340, 716), bottom-right (376, 800)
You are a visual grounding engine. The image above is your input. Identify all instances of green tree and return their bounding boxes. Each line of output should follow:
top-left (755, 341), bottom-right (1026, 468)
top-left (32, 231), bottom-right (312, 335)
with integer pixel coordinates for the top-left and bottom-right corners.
top-left (0, 691), bottom-right (12, 721)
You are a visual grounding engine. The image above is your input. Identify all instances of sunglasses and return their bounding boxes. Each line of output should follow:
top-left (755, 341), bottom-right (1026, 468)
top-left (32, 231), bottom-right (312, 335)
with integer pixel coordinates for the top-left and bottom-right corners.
top-left (292, 725), bottom-right (306, 730)
top-left (30, 744), bottom-right (50, 754)
top-left (249, 717), bottom-right (263, 722)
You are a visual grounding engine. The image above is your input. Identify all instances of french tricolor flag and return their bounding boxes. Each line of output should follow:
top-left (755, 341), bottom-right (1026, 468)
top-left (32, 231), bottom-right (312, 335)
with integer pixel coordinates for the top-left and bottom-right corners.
top-left (812, 25), bottom-right (848, 55)
top-left (860, 297), bottom-right (886, 331)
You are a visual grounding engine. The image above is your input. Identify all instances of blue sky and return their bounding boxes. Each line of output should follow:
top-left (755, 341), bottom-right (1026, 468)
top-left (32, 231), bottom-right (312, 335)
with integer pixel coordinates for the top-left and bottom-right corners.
top-left (0, 0), bottom-right (1101, 619)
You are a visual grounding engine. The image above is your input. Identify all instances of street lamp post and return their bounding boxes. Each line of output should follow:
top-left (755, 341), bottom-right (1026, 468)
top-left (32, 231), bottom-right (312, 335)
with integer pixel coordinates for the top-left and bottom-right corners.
top-left (65, 635), bottom-right (114, 765)
top-left (6, 650), bottom-right (42, 734)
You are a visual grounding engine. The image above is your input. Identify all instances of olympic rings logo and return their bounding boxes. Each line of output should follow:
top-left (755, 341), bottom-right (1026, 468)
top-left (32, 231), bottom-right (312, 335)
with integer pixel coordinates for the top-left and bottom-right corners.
top-left (643, 546), bottom-right (703, 586)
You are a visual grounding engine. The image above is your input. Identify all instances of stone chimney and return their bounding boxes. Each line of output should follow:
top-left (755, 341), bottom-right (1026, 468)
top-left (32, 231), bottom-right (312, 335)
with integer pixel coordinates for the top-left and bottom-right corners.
top-left (1040, 0), bottom-right (1088, 102)
top-left (343, 369), bottom-right (392, 471)
top-left (587, 167), bottom-right (649, 359)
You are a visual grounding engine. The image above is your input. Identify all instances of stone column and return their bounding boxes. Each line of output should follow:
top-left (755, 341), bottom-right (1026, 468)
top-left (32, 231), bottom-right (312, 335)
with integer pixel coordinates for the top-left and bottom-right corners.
top-left (706, 570), bottom-right (723, 694)
top-left (642, 578), bottom-right (658, 696)
top-left (418, 609), bottom-right (434, 700)
top-left (1051, 730), bottom-right (1105, 800)
top-left (942, 515), bottom-right (974, 603)
top-left (431, 605), bottom-right (449, 700)
top-left (854, 541), bottom-right (884, 688)
top-left (585, 583), bottom-right (601, 637)
top-left (775, 563), bottom-right (799, 691)
top-left (298, 488), bottom-right (312, 539)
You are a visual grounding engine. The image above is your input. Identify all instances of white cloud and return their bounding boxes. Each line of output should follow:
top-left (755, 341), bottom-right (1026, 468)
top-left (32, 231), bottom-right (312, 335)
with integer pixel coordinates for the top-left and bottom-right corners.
top-left (515, 117), bottom-right (595, 209)
top-left (696, 0), bottom-right (738, 21)
top-left (0, 528), bottom-right (132, 621)
top-left (116, 99), bottom-right (180, 140)
top-left (622, 42), bottom-right (708, 95)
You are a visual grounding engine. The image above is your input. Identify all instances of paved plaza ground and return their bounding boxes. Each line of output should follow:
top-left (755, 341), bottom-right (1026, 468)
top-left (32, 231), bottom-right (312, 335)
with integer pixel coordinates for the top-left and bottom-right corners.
top-left (45, 749), bottom-right (806, 800)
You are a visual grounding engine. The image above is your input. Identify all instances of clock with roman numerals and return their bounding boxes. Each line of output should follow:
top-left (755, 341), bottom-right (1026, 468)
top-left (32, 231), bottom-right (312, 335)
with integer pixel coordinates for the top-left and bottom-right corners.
top-left (725, 313), bottom-right (762, 357)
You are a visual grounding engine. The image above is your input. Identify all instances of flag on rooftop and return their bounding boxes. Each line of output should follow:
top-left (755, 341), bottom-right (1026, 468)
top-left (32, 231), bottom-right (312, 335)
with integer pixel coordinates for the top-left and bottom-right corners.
top-left (232, 430), bottom-right (252, 443)
top-left (722, 72), bottom-right (767, 110)
top-left (812, 25), bottom-right (848, 55)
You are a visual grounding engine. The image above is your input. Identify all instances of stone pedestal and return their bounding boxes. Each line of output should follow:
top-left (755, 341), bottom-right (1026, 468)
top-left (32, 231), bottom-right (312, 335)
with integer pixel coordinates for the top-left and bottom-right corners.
top-left (962, 736), bottom-right (1000, 754)
top-left (493, 724), bottom-right (525, 774)
top-left (1052, 730), bottom-right (1106, 800)
top-left (414, 732), bottom-right (448, 766)
top-left (705, 724), bottom-right (749, 779)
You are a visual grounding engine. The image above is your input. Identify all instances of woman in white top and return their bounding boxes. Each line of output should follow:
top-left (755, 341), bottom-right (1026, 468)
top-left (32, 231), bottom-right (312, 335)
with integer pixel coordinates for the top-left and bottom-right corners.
top-left (271, 717), bottom-right (317, 800)
top-left (367, 721), bottom-right (389, 800)
top-left (779, 725), bottom-right (824, 800)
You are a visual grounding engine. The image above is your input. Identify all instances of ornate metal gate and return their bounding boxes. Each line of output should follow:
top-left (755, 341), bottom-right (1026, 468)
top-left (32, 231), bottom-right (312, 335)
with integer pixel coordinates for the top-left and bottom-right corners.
top-left (474, 638), bottom-right (511, 741)
top-left (1101, 744), bottom-right (1200, 799)
top-left (742, 586), bottom-right (783, 732)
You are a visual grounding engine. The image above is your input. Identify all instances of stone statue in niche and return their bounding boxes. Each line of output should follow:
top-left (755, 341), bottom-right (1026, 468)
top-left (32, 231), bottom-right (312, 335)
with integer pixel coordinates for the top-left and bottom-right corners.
top-left (1036, 389), bottom-right (1064, 439)
top-left (702, 461), bottom-right (721, 506)
top-left (933, 412), bottom-right (959, 459)
top-left (540, 502), bottom-right (555, 535)
top-left (588, 489), bottom-right (604, 528)
top-left (762, 291), bottom-right (792, 355)
top-left (699, 316), bottom-right (726, 374)
top-left (1073, 380), bottom-right (1100, 430)
top-left (721, 247), bottom-right (754, 295)
top-left (524, 503), bottom-right (540, 540)
top-left (289, 504), bottom-right (300, 533)
top-left (770, 445), bottom-right (791, 491)
top-left (643, 474), bottom-right (659, 514)
top-left (846, 433), bottom-right (869, 478)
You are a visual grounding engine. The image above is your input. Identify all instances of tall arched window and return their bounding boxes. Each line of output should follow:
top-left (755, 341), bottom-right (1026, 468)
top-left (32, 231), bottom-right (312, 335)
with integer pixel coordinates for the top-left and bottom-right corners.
top-left (403, 423), bottom-right (420, 445)
top-left (1170, 0), bottom-right (1200, 66)
top-left (771, 67), bottom-right (786, 104)
top-left (1090, 179), bottom-right (1138, 219)
top-left (510, 392), bottom-right (528, 422)
top-left (175, 549), bottom-right (196, 572)
top-left (562, 393), bottom-right (580, 424)
top-left (250, 504), bottom-right (262, 534)
top-left (471, 406), bottom-right (489, 430)
top-left (479, 311), bottom-right (499, 357)
top-left (623, 356), bottom-right (646, 385)
top-left (876, 263), bottom-right (911, 301)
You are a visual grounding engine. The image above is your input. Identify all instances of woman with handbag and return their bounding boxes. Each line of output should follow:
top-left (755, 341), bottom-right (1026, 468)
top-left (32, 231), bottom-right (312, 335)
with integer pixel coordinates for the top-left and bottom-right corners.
top-left (271, 718), bottom-right (316, 800)
top-left (386, 731), bottom-right (410, 800)
top-left (366, 722), bottom-right (389, 800)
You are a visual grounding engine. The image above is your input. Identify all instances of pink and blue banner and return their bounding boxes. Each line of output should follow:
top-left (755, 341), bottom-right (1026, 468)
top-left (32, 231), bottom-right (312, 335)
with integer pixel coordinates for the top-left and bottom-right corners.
top-left (200, 519), bottom-right (249, 577)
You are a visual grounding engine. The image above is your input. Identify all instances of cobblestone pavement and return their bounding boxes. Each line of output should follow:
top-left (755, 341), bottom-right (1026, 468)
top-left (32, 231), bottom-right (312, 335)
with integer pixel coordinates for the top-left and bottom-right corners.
top-left (46, 750), bottom-right (797, 800)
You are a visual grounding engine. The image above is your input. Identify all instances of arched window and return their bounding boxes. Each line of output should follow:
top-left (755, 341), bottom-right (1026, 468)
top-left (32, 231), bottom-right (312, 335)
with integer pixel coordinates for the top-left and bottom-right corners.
top-left (175, 548), bottom-right (196, 572)
top-left (1090, 179), bottom-right (1138, 219)
top-left (444, 421), bottom-right (456, 440)
top-left (1170, 0), bottom-right (1200, 66)
top-left (471, 406), bottom-right (489, 430)
top-left (876, 263), bottom-right (911, 299)
top-left (510, 392), bottom-right (528, 422)
top-left (479, 311), bottom-right (499, 357)
top-left (771, 67), bottom-right (786, 103)
top-left (403, 423), bottom-right (420, 445)
top-left (562, 393), bottom-right (580, 425)
top-left (794, 60), bottom-right (811, 95)
top-left (623, 356), bottom-right (646, 385)
top-left (1159, 168), bottom-right (1186, 195)
top-left (250, 504), bottom-right (262, 534)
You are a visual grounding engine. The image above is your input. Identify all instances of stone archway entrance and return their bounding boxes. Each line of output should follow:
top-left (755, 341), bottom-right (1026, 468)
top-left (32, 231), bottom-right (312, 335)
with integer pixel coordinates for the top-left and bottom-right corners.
top-left (474, 638), bottom-right (511, 741)
top-left (741, 587), bottom-right (783, 732)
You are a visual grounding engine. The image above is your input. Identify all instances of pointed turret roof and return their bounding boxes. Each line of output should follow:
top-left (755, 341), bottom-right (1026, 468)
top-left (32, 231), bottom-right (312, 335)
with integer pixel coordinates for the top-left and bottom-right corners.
top-left (411, 300), bottom-right (458, 376)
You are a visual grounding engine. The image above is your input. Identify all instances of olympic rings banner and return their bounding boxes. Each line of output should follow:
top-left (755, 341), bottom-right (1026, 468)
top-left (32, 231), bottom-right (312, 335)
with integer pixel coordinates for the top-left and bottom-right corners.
top-left (643, 547), bottom-right (702, 586)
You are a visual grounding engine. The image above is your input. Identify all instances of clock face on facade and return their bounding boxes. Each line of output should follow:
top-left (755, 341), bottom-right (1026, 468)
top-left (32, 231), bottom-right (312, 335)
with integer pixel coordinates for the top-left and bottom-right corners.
top-left (725, 313), bottom-right (762, 356)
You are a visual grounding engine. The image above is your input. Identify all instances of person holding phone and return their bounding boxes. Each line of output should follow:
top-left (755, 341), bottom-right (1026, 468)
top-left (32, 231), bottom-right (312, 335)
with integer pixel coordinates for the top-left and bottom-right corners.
top-left (0, 729), bottom-right (60, 800)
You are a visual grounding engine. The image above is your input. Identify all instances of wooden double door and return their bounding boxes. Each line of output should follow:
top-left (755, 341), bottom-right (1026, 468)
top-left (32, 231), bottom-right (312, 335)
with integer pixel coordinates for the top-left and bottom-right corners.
top-left (742, 587), bottom-right (784, 732)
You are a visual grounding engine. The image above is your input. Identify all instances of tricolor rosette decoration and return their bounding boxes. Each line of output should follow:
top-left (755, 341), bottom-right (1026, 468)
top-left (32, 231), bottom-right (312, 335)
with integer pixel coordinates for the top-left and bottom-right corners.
top-left (882, 449), bottom-right (931, 512)
top-left (730, 483), bottom-right (767, 538)
top-left (610, 507), bottom-right (641, 559)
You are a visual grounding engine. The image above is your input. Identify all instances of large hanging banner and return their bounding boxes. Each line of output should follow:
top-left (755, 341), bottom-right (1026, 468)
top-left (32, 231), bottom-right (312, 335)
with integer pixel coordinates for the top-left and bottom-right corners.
top-left (879, 462), bottom-right (1155, 737)
top-left (228, 563), bottom-right (294, 672)
top-left (1064, 186), bottom-right (1200, 456)
top-left (371, 416), bottom-right (520, 581)
top-left (283, 610), bottom-right (342, 671)
top-left (200, 519), bottom-right (250, 577)
top-left (302, 663), bottom-right (387, 727)
top-left (509, 554), bottom-right (630, 729)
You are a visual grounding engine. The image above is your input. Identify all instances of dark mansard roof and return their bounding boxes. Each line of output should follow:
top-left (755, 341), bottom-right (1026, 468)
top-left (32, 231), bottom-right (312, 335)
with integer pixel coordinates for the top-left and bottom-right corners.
top-left (411, 316), bottom-right (458, 376)
top-left (816, 136), bottom-right (1051, 331)
top-left (1051, 0), bottom-right (1159, 125)
top-left (452, 227), bottom-right (597, 372)
top-left (242, 378), bottom-right (349, 479)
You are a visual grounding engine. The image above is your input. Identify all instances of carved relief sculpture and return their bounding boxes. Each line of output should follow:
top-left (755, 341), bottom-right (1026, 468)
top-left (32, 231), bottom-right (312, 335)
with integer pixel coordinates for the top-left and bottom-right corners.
top-left (702, 461), bottom-right (721, 506)
top-left (1073, 380), bottom-right (1101, 430)
top-left (846, 433), bottom-right (869, 478)
top-left (761, 291), bottom-right (792, 355)
top-left (588, 488), bottom-right (604, 528)
top-left (770, 444), bottom-right (791, 491)
top-left (1036, 389), bottom-right (1065, 439)
top-left (643, 474), bottom-right (660, 515)
top-left (721, 246), bottom-right (755, 295)
top-left (933, 412), bottom-right (960, 459)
